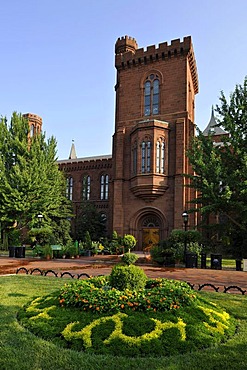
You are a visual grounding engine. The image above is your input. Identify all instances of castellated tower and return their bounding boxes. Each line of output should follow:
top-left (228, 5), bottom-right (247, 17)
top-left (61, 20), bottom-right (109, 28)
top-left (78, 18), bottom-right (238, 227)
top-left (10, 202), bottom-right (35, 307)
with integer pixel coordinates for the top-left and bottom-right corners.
top-left (23, 113), bottom-right (42, 137)
top-left (112, 35), bottom-right (199, 250)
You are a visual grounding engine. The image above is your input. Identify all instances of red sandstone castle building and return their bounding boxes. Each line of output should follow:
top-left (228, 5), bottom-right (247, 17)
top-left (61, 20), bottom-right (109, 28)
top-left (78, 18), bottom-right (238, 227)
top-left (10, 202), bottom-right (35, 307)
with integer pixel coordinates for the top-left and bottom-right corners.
top-left (57, 35), bottom-right (200, 250)
top-left (27, 35), bottom-right (227, 250)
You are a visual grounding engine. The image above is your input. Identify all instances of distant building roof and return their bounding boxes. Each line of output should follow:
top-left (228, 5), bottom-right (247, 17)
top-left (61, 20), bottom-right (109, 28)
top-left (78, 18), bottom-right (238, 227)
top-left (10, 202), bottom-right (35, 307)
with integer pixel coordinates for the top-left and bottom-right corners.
top-left (57, 154), bottom-right (112, 164)
top-left (203, 106), bottom-right (228, 136)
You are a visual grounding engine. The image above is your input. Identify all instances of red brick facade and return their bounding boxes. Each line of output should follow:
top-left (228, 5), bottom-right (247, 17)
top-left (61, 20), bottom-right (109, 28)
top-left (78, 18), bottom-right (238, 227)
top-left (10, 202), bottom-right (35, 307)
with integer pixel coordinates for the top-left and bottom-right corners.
top-left (46, 35), bottom-right (199, 250)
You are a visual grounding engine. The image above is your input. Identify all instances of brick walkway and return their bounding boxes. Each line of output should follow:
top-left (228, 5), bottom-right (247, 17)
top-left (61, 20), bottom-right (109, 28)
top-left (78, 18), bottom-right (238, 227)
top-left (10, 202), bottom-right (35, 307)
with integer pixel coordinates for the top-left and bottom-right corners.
top-left (1, 255), bottom-right (247, 293)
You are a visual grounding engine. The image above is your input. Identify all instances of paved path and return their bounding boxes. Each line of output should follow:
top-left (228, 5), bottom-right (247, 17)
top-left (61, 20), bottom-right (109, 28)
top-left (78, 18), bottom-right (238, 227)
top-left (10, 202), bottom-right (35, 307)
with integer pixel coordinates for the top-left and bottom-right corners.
top-left (0, 255), bottom-right (247, 293)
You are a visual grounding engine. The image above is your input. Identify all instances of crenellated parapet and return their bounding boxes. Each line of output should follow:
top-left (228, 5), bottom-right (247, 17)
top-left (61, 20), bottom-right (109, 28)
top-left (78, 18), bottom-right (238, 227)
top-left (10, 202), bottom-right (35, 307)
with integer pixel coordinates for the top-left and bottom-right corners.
top-left (115, 36), bottom-right (138, 55)
top-left (115, 36), bottom-right (198, 94)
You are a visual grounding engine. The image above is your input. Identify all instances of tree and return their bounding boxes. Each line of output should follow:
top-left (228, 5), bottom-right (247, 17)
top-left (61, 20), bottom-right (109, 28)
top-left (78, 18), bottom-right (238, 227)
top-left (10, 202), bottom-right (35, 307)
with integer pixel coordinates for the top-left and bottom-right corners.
top-left (0, 112), bottom-right (72, 247)
top-left (186, 77), bottom-right (247, 256)
top-left (75, 201), bottom-right (106, 241)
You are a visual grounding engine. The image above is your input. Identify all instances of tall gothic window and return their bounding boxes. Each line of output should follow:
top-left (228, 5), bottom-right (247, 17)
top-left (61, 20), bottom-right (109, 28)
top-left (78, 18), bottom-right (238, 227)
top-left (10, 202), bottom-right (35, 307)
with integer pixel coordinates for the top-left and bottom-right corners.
top-left (100, 174), bottom-right (109, 200)
top-left (144, 74), bottom-right (160, 116)
top-left (66, 177), bottom-right (73, 200)
top-left (141, 140), bottom-right (151, 173)
top-left (156, 140), bottom-right (165, 173)
top-left (82, 175), bottom-right (91, 200)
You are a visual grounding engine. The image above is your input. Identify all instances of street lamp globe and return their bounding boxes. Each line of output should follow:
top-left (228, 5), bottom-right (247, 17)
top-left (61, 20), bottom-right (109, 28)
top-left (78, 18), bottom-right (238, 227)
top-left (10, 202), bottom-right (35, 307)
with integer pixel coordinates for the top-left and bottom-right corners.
top-left (182, 211), bottom-right (189, 226)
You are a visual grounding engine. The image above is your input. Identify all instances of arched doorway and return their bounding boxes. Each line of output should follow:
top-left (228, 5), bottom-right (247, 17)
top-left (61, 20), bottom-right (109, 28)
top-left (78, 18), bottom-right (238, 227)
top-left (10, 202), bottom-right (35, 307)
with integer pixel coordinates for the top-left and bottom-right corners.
top-left (142, 215), bottom-right (161, 252)
top-left (129, 209), bottom-right (168, 251)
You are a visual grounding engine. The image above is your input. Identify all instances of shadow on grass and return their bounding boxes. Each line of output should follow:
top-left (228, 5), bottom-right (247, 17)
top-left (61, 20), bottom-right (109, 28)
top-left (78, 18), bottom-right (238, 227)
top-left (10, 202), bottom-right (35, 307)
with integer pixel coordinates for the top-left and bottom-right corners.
top-left (8, 292), bottom-right (27, 297)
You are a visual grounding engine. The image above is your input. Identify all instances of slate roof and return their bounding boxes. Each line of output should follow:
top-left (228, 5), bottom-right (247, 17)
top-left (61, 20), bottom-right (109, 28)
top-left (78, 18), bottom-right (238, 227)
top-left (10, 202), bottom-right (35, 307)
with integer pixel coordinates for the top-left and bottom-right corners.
top-left (203, 106), bottom-right (228, 136)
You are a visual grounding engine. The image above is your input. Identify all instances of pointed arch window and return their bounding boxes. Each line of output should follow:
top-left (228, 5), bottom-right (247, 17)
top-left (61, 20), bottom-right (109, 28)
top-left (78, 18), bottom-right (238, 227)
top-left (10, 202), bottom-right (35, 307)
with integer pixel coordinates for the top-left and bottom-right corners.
top-left (82, 175), bottom-right (91, 200)
top-left (66, 177), bottom-right (73, 200)
top-left (156, 140), bottom-right (165, 174)
top-left (141, 140), bottom-right (151, 173)
top-left (144, 74), bottom-right (160, 116)
top-left (100, 174), bottom-right (109, 200)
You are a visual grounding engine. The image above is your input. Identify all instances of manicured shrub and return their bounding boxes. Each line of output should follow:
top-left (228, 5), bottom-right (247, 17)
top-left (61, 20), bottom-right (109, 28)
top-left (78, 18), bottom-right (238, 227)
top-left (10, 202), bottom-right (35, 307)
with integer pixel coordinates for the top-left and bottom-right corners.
top-left (122, 234), bottom-right (137, 251)
top-left (109, 264), bottom-right (147, 291)
top-left (121, 252), bottom-right (139, 265)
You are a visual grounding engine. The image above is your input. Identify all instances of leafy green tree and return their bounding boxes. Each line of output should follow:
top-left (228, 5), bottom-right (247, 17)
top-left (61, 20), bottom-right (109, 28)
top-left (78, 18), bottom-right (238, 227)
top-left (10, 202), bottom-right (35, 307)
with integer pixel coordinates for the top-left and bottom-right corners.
top-left (75, 201), bottom-right (106, 241)
top-left (0, 112), bottom-right (72, 247)
top-left (186, 77), bottom-right (247, 255)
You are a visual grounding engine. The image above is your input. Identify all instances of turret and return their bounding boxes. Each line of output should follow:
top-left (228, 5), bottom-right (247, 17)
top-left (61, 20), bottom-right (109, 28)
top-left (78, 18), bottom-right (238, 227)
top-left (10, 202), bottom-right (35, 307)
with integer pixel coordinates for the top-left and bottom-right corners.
top-left (115, 35), bottom-right (138, 55)
top-left (23, 113), bottom-right (42, 137)
top-left (203, 106), bottom-right (228, 142)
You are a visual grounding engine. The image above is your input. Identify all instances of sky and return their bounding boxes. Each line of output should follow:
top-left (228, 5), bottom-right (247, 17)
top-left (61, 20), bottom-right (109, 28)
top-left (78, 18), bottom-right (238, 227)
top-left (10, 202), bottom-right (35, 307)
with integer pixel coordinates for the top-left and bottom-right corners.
top-left (1, 0), bottom-right (247, 159)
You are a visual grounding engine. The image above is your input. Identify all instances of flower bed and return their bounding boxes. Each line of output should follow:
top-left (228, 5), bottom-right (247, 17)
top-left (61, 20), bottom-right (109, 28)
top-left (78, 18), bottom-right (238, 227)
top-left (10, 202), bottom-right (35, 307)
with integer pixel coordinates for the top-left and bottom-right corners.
top-left (17, 276), bottom-right (236, 357)
top-left (59, 276), bottom-right (196, 313)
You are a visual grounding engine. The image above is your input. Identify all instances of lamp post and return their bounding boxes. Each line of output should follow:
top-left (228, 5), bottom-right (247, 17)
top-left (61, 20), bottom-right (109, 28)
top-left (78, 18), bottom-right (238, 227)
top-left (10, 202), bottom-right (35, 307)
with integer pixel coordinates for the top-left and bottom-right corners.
top-left (182, 211), bottom-right (189, 264)
top-left (37, 213), bottom-right (43, 227)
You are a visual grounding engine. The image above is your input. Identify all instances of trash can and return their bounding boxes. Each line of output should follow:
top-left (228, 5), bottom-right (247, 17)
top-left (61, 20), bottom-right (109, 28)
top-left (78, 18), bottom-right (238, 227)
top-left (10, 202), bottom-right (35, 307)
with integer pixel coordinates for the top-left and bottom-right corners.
top-left (8, 246), bottom-right (16, 257)
top-left (201, 252), bottom-right (207, 269)
top-left (15, 246), bottom-right (26, 258)
top-left (185, 253), bottom-right (198, 268)
top-left (211, 254), bottom-right (222, 270)
top-left (236, 259), bottom-right (242, 271)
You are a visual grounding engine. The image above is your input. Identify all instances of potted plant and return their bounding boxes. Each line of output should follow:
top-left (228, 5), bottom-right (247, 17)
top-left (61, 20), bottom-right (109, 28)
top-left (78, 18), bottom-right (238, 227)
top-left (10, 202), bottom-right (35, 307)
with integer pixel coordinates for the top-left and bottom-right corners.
top-left (42, 245), bottom-right (52, 260)
top-left (108, 231), bottom-right (121, 254)
top-left (84, 231), bottom-right (93, 256)
top-left (63, 243), bottom-right (78, 258)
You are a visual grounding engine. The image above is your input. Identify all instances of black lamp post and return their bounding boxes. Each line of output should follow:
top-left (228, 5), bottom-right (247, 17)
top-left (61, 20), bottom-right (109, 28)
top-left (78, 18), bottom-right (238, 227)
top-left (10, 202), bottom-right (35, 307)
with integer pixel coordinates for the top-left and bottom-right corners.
top-left (182, 211), bottom-right (189, 263)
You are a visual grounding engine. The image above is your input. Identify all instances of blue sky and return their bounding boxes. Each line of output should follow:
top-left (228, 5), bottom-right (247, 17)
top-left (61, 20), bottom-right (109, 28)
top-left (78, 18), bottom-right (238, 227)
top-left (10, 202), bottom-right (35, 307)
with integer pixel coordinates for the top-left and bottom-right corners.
top-left (1, 0), bottom-right (246, 159)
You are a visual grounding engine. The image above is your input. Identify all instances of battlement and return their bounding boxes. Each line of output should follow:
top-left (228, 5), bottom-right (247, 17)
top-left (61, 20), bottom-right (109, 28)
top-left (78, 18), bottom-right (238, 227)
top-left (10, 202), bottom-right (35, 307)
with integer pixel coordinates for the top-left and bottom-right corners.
top-left (115, 36), bottom-right (138, 55)
top-left (23, 113), bottom-right (42, 126)
top-left (115, 35), bottom-right (198, 94)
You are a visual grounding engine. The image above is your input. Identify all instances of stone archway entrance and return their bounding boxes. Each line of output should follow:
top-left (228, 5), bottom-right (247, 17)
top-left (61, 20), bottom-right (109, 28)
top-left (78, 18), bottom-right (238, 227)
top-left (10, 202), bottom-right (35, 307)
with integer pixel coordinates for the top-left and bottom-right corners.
top-left (142, 216), bottom-right (160, 251)
top-left (129, 209), bottom-right (168, 251)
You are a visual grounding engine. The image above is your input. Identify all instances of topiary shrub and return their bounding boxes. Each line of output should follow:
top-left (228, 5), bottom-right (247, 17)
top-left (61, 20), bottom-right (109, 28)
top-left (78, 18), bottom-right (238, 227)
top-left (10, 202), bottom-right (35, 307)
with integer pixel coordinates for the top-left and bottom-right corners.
top-left (109, 265), bottom-right (147, 291)
top-left (121, 252), bottom-right (139, 265)
top-left (122, 234), bottom-right (137, 252)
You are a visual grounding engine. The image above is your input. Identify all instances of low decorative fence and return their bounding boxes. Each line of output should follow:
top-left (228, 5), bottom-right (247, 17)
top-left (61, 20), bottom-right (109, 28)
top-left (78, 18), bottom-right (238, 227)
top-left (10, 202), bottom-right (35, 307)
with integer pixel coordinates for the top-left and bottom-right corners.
top-left (15, 267), bottom-right (247, 295)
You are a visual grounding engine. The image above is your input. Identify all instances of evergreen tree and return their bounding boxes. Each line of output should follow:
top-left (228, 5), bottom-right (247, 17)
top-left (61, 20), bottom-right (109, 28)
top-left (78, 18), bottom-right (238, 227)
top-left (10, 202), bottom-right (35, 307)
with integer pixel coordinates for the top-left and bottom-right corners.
top-left (0, 112), bottom-right (72, 246)
top-left (75, 201), bottom-right (106, 241)
top-left (186, 77), bottom-right (247, 256)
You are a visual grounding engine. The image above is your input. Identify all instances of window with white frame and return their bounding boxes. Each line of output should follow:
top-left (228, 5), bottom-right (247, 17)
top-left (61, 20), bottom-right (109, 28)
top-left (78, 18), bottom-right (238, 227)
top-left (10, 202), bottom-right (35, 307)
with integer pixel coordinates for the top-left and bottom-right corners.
top-left (66, 176), bottom-right (73, 200)
top-left (82, 175), bottom-right (91, 200)
top-left (156, 140), bottom-right (165, 173)
top-left (100, 174), bottom-right (109, 200)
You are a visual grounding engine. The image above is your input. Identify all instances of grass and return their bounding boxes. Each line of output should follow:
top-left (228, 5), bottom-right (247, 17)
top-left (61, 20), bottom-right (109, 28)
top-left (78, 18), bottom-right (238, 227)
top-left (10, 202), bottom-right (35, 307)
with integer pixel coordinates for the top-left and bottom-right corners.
top-left (0, 275), bottom-right (247, 369)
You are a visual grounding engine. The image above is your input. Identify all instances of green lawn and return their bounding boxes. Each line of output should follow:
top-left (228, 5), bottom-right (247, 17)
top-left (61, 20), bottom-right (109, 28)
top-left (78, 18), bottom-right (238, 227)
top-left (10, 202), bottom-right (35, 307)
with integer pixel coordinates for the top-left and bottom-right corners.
top-left (0, 275), bottom-right (247, 370)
